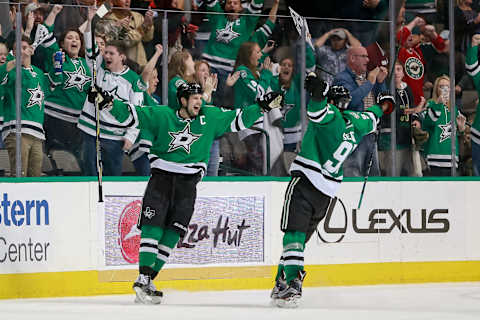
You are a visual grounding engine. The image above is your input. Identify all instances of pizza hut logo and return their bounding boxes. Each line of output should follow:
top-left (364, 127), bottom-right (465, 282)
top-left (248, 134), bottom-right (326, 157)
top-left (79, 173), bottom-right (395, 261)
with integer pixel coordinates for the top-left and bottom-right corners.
top-left (118, 200), bottom-right (142, 264)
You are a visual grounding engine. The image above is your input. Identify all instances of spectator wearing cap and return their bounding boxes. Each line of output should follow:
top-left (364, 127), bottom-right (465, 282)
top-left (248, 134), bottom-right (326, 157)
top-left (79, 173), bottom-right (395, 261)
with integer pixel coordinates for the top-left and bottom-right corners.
top-left (314, 28), bottom-right (361, 84)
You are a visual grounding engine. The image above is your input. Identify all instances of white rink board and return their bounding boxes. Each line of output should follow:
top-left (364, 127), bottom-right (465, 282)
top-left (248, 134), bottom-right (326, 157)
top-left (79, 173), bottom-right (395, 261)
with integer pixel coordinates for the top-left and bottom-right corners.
top-left (0, 182), bottom-right (92, 274)
top-left (1, 180), bottom-right (479, 275)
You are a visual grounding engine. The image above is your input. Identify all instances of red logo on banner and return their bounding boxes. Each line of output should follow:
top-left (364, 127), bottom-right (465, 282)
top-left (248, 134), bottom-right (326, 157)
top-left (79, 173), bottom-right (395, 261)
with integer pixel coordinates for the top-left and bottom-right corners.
top-left (118, 200), bottom-right (142, 263)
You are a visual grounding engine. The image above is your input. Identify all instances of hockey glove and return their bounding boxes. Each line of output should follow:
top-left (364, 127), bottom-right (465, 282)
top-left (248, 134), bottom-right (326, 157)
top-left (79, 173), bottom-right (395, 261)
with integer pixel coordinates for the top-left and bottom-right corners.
top-left (304, 72), bottom-right (329, 101)
top-left (376, 92), bottom-right (395, 115)
top-left (87, 85), bottom-right (114, 110)
top-left (257, 92), bottom-right (284, 112)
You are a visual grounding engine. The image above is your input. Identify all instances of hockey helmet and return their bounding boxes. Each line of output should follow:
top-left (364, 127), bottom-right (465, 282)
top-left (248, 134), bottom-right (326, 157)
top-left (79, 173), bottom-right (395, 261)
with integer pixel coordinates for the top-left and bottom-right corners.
top-left (327, 85), bottom-right (351, 111)
top-left (177, 82), bottom-right (203, 106)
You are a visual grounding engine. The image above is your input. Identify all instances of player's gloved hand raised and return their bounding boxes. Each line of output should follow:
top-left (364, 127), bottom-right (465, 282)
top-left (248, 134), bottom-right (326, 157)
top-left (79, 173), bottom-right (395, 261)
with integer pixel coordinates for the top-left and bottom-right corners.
top-left (304, 72), bottom-right (329, 101)
top-left (257, 91), bottom-right (284, 112)
top-left (376, 92), bottom-right (395, 115)
top-left (87, 85), bottom-right (114, 110)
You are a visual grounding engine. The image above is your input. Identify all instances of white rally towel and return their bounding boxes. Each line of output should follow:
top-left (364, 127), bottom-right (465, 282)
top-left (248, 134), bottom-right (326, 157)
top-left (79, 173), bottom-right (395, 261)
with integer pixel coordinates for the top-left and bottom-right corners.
top-left (288, 7), bottom-right (314, 49)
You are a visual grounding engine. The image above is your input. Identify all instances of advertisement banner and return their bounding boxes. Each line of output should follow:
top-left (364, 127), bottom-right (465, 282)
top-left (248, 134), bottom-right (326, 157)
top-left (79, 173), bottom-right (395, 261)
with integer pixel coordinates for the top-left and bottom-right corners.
top-left (306, 181), bottom-right (471, 264)
top-left (104, 195), bottom-right (265, 267)
top-left (0, 183), bottom-right (92, 274)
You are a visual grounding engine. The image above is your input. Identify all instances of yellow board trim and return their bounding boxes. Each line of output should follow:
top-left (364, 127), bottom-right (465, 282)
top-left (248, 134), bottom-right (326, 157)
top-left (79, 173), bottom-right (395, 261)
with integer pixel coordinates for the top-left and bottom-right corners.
top-left (1, 261), bottom-right (480, 299)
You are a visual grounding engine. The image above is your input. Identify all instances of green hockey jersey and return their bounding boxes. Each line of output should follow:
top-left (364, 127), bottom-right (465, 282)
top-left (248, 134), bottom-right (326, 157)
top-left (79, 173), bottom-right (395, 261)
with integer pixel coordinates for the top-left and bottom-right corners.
top-left (465, 44), bottom-right (480, 146)
top-left (196, 0), bottom-right (264, 71)
top-left (0, 63), bottom-right (59, 140)
top-left (422, 100), bottom-right (460, 168)
top-left (107, 100), bottom-right (263, 175)
top-left (290, 98), bottom-right (383, 197)
top-left (43, 24), bottom-right (92, 123)
top-left (77, 31), bottom-right (145, 143)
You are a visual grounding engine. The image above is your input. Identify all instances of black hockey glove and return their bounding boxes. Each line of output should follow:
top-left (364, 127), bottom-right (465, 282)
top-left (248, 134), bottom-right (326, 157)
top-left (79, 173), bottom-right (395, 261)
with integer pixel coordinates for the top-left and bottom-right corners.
top-left (304, 72), bottom-right (329, 101)
top-left (376, 91), bottom-right (395, 115)
top-left (257, 92), bottom-right (284, 112)
top-left (87, 85), bottom-right (114, 110)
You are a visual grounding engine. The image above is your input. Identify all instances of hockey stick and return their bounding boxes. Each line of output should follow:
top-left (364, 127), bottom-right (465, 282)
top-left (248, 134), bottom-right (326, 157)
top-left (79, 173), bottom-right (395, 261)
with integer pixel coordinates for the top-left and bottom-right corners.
top-left (90, 2), bottom-right (111, 203)
top-left (356, 131), bottom-right (379, 209)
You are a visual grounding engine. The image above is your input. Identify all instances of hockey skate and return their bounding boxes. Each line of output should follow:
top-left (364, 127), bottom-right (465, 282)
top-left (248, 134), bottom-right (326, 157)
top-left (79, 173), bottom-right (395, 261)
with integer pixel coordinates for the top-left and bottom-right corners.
top-left (133, 274), bottom-right (163, 304)
top-left (270, 271), bottom-right (287, 302)
top-left (275, 270), bottom-right (306, 308)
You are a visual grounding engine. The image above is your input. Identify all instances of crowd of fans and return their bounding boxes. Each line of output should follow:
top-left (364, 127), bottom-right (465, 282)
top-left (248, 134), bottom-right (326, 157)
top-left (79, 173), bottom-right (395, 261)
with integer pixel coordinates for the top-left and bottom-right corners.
top-left (0, 0), bottom-right (479, 177)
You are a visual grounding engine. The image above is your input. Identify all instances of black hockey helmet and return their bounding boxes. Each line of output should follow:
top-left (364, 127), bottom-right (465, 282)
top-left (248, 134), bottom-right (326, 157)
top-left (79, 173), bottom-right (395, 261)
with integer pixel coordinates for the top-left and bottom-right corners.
top-left (177, 82), bottom-right (203, 106)
top-left (327, 85), bottom-right (351, 111)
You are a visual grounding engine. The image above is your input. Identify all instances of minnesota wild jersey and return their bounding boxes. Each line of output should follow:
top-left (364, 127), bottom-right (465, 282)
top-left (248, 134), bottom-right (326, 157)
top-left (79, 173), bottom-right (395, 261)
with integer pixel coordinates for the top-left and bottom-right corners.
top-left (43, 25), bottom-right (91, 123)
top-left (78, 31), bottom-right (145, 143)
top-left (0, 63), bottom-right (57, 140)
top-left (422, 100), bottom-right (460, 168)
top-left (108, 100), bottom-right (263, 175)
top-left (196, 0), bottom-right (264, 72)
top-left (290, 99), bottom-right (383, 197)
top-left (270, 45), bottom-right (315, 145)
top-left (465, 44), bottom-right (480, 146)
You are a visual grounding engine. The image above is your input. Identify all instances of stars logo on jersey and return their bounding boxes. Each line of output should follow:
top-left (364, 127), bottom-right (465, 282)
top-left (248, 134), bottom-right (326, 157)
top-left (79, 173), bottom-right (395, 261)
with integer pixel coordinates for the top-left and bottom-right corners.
top-left (63, 65), bottom-right (91, 91)
top-left (216, 22), bottom-right (240, 44)
top-left (438, 123), bottom-right (451, 143)
top-left (106, 86), bottom-right (128, 102)
top-left (26, 84), bottom-right (44, 108)
top-left (168, 123), bottom-right (201, 153)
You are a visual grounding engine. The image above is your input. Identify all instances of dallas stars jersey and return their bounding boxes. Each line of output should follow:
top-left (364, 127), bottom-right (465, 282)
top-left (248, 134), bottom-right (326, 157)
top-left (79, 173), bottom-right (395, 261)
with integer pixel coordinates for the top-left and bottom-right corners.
top-left (42, 24), bottom-right (92, 123)
top-left (108, 100), bottom-right (263, 175)
top-left (0, 63), bottom-right (58, 140)
top-left (422, 100), bottom-right (460, 168)
top-left (290, 98), bottom-right (383, 197)
top-left (196, 0), bottom-right (264, 72)
top-left (78, 31), bottom-right (144, 143)
top-left (270, 45), bottom-right (315, 145)
top-left (465, 44), bottom-right (480, 146)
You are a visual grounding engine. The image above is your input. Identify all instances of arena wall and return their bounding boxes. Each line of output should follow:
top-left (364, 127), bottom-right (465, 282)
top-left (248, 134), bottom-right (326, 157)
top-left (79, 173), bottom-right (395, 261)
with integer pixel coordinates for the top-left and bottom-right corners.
top-left (1, 177), bottom-right (479, 299)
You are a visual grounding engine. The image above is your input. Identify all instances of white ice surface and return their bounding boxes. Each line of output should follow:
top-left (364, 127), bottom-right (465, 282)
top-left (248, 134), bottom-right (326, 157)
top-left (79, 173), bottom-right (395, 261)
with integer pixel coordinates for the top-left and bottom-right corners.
top-left (1, 282), bottom-right (480, 320)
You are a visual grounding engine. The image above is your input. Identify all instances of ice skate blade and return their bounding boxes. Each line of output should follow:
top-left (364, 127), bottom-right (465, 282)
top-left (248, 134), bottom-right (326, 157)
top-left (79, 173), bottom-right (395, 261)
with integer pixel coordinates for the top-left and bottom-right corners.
top-left (275, 297), bottom-right (300, 308)
top-left (133, 286), bottom-right (162, 305)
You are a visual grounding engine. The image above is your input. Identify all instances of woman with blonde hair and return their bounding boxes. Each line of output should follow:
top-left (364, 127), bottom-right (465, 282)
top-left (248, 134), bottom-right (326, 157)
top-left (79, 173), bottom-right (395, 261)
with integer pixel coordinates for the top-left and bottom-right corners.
top-left (422, 75), bottom-right (466, 176)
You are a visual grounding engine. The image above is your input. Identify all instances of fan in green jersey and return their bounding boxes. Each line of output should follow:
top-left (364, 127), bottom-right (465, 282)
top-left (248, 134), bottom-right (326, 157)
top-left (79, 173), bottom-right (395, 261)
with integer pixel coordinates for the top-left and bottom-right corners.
top-left (0, 36), bottom-right (61, 177)
top-left (91, 81), bottom-right (284, 304)
top-left (422, 75), bottom-right (466, 176)
top-left (271, 73), bottom-right (395, 308)
top-left (42, 5), bottom-right (92, 173)
top-left (465, 33), bottom-right (480, 176)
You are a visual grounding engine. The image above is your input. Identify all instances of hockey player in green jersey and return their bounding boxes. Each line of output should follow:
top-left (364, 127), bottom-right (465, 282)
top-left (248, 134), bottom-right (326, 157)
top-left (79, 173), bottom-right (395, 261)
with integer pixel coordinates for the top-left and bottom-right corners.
top-left (91, 82), bottom-right (284, 304)
top-left (271, 73), bottom-right (395, 308)
top-left (422, 75), bottom-right (466, 176)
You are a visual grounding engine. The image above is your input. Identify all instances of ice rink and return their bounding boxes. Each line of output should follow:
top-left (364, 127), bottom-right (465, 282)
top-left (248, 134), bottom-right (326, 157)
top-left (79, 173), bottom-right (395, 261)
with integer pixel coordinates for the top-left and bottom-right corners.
top-left (1, 282), bottom-right (480, 320)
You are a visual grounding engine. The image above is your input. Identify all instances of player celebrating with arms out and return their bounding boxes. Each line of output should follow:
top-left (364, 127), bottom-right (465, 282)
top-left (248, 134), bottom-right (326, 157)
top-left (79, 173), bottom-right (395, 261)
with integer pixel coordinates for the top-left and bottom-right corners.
top-left (271, 73), bottom-right (395, 308)
top-left (90, 82), bottom-right (283, 304)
